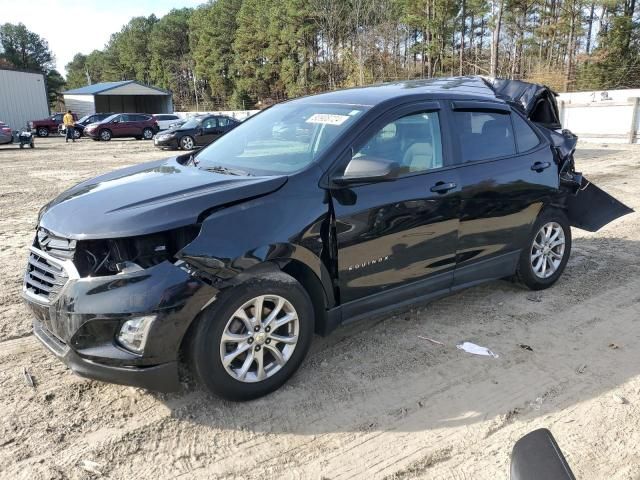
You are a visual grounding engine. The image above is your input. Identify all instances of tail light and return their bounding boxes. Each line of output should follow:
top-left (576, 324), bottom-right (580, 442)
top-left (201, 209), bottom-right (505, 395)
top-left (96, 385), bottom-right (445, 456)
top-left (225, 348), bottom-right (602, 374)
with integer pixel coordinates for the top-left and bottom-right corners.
top-left (1, 127), bottom-right (11, 133)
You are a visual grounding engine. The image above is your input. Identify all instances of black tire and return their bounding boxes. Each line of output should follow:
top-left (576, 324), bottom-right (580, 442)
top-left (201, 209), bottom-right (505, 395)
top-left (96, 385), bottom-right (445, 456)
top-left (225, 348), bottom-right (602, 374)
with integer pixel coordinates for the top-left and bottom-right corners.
top-left (37, 127), bottom-right (49, 137)
top-left (142, 128), bottom-right (154, 140)
top-left (189, 271), bottom-right (314, 401)
top-left (180, 135), bottom-right (195, 150)
top-left (516, 208), bottom-right (572, 290)
top-left (73, 129), bottom-right (81, 139)
top-left (99, 129), bottom-right (112, 141)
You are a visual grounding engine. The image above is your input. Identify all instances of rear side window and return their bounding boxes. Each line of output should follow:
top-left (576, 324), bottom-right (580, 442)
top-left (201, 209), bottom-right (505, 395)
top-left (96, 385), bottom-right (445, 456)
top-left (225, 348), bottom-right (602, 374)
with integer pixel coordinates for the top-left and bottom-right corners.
top-left (454, 111), bottom-right (516, 162)
top-left (217, 117), bottom-right (232, 127)
top-left (512, 114), bottom-right (540, 152)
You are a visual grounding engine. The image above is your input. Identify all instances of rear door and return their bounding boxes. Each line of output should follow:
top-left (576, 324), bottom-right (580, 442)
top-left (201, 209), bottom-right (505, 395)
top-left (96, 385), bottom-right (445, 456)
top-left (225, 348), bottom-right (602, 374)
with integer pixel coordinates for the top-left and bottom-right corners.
top-left (447, 102), bottom-right (558, 286)
top-left (329, 102), bottom-right (461, 309)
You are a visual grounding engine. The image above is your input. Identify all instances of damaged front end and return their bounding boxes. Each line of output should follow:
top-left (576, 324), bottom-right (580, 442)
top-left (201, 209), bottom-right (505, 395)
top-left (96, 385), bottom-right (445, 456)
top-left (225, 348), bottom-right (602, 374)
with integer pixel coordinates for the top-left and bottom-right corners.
top-left (23, 225), bottom-right (217, 392)
top-left (488, 77), bottom-right (634, 232)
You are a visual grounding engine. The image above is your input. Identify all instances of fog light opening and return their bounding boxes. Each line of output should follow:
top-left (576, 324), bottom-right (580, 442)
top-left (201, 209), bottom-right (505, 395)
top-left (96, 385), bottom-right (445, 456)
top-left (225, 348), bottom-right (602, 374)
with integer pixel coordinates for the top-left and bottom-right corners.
top-left (117, 315), bottom-right (156, 354)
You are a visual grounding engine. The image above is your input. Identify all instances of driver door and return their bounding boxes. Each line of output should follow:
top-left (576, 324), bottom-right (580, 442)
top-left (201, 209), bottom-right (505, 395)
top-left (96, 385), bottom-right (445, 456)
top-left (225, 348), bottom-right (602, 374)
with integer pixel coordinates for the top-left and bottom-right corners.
top-left (197, 116), bottom-right (218, 146)
top-left (329, 103), bottom-right (461, 309)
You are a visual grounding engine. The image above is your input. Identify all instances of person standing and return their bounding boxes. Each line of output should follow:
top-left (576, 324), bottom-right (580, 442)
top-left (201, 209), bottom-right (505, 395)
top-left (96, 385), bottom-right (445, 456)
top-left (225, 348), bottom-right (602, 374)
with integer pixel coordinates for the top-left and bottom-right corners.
top-left (63, 110), bottom-right (75, 143)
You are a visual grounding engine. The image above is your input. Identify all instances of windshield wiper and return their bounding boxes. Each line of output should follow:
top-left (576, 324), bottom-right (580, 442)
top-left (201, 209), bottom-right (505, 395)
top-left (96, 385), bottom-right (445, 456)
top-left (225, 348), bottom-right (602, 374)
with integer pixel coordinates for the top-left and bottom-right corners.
top-left (204, 165), bottom-right (251, 176)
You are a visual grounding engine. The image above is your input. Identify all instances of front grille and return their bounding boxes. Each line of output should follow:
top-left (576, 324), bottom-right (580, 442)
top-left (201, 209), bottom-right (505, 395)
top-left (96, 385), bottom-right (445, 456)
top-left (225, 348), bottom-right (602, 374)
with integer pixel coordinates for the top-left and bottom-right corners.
top-left (23, 229), bottom-right (79, 304)
top-left (24, 249), bottom-right (69, 302)
top-left (37, 228), bottom-right (76, 260)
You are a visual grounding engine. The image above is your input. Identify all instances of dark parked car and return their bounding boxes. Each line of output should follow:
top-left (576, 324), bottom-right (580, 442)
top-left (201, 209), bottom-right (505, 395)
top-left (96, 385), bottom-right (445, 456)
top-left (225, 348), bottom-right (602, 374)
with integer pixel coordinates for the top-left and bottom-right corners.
top-left (72, 113), bottom-right (114, 138)
top-left (153, 114), bottom-right (240, 150)
top-left (23, 77), bottom-right (632, 401)
top-left (0, 121), bottom-right (12, 144)
top-left (84, 113), bottom-right (159, 141)
top-left (30, 112), bottom-right (78, 137)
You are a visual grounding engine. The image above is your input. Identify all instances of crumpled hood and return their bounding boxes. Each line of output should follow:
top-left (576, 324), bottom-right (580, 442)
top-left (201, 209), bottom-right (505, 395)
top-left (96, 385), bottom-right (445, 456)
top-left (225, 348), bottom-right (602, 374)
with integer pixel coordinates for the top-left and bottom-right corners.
top-left (39, 157), bottom-right (287, 240)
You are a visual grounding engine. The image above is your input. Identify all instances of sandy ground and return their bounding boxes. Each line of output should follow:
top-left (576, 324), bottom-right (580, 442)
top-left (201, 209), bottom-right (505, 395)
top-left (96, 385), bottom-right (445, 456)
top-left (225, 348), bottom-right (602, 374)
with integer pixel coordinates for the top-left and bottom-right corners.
top-left (0, 136), bottom-right (639, 480)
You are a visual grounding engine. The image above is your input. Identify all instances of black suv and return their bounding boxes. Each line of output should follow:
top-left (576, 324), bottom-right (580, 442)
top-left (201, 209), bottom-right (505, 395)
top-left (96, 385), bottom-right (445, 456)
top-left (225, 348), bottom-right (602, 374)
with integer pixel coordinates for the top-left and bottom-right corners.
top-left (23, 77), bottom-right (631, 401)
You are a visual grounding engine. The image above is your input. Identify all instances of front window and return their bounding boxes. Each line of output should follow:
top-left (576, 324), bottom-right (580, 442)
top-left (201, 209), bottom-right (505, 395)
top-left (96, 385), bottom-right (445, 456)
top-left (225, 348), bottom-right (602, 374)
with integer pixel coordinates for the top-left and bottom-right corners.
top-left (350, 111), bottom-right (443, 175)
top-left (195, 102), bottom-right (368, 175)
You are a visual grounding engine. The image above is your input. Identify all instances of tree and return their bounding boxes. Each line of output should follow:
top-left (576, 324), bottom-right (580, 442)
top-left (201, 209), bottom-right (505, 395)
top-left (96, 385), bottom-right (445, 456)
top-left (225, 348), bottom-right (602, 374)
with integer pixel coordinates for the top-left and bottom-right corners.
top-left (0, 22), bottom-right (65, 108)
top-left (149, 8), bottom-right (194, 109)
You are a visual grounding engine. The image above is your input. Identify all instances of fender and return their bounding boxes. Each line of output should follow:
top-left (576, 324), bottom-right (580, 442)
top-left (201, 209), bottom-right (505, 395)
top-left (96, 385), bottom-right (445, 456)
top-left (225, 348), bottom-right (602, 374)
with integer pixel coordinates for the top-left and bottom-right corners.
top-left (177, 185), bottom-right (336, 309)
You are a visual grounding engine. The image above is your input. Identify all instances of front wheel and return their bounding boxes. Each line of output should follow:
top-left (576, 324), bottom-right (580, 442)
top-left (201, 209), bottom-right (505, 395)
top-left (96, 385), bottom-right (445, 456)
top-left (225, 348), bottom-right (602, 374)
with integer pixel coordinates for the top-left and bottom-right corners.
top-left (73, 129), bottom-right (81, 139)
top-left (188, 271), bottom-right (314, 401)
top-left (180, 135), bottom-right (195, 150)
top-left (99, 129), bottom-right (112, 141)
top-left (516, 209), bottom-right (572, 290)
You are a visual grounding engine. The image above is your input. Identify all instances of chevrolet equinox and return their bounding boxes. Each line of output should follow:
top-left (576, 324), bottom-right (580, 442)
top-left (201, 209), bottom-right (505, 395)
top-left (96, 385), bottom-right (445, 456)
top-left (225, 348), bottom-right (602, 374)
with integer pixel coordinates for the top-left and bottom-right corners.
top-left (23, 77), bottom-right (632, 400)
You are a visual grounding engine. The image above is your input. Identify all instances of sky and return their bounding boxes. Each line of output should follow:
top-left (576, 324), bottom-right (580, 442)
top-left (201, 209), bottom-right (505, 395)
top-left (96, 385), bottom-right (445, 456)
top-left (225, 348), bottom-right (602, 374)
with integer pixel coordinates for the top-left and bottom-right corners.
top-left (1, 0), bottom-right (203, 76)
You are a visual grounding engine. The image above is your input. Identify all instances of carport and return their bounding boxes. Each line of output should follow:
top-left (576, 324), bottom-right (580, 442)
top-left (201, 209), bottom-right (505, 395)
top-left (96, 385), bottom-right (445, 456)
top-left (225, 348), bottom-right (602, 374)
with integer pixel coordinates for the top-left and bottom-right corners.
top-left (63, 81), bottom-right (173, 117)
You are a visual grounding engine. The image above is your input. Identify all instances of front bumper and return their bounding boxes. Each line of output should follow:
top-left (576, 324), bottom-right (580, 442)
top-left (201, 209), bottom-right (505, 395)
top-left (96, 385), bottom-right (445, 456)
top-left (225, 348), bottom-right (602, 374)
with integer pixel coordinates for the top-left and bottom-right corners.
top-left (33, 320), bottom-right (180, 392)
top-left (84, 129), bottom-right (99, 139)
top-left (23, 248), bottom-right (218, 392)
top-left (154, 135), bottom-right (178, 148)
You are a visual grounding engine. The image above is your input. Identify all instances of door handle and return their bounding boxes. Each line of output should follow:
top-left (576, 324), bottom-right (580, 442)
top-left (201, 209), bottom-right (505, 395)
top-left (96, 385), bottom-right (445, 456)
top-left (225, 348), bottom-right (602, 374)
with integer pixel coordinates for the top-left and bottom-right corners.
top-left (430, 181), bottom-right (457, 194)
top-left (531, 161), bottom-right (552, 172)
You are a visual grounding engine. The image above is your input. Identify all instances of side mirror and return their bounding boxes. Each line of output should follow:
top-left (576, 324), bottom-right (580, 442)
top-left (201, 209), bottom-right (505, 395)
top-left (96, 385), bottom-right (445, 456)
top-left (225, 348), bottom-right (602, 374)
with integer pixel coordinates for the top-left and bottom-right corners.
top-left (510, 429), bottom-right (575, 480)
top-left (333, 157), bottom-right (399, 185)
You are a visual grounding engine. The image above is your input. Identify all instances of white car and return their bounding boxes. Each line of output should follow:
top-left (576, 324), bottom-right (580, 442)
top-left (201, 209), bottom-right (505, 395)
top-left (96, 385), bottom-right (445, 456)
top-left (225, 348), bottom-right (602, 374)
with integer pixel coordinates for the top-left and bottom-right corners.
top-left (152, 114), bottom-right (182, 131)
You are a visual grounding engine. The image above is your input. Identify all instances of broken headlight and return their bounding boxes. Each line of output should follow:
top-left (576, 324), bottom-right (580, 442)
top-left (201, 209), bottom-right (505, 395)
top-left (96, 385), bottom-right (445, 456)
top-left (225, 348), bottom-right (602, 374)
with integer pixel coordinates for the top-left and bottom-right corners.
top-left (74, 225), bottom-right (199, 277)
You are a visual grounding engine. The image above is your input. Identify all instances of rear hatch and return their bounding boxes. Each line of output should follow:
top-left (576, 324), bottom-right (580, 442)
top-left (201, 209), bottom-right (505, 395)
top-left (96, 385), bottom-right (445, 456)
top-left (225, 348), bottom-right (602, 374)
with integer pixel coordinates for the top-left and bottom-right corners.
top-left (487, 78), bottom-right (633, 232)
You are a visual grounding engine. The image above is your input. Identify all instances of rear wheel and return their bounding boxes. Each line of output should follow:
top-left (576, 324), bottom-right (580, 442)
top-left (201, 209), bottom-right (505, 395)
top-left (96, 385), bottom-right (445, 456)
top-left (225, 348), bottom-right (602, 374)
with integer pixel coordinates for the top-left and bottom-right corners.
top-left (99, 129), bottom-right (112, 141)
top-left (142, 128), bottom-right (154, 140)
top-left (37, 127), bottom-right (49, 137)
top-left (188, 271), bottom-right (314, 401)
top-left (180, 135), bottom-right (195, 150)
top-left (516, 209), bottom-right (572, 290)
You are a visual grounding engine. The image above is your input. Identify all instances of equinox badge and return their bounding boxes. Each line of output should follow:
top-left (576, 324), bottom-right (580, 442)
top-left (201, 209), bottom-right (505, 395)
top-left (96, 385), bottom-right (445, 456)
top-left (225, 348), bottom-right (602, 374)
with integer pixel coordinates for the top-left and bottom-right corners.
top-left (348, 255), bottom-right (390, 271)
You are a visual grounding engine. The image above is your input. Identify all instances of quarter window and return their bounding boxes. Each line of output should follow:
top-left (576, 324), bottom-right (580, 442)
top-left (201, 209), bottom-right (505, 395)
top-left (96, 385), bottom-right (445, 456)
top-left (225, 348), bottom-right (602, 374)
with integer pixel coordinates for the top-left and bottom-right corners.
top-left (512, 113), bottom-right (540, 152)
top-left (454, 111), bottom-right (516, 162)
top-left (351, 111), bottom-right (443, 175)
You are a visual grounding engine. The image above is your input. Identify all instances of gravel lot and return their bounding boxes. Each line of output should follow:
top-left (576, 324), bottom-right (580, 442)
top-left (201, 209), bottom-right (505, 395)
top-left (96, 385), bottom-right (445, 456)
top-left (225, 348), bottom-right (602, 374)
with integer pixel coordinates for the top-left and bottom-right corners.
top-left (1, 136), bottom-right (639, 479)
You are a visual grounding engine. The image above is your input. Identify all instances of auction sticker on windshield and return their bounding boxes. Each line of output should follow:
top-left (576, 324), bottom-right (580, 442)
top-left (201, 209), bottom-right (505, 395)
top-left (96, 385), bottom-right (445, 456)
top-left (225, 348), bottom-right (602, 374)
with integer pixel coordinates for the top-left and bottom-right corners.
top-left (306, 113), bottom-right (350, 125)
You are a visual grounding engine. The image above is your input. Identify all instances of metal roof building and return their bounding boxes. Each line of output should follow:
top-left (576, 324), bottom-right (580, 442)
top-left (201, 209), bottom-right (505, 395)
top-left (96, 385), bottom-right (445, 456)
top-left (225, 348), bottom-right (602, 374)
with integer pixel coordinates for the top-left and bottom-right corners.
top-left (0, 67), bottom-right (49, 130)
top-left (63, 80), bottom-right (173, 117)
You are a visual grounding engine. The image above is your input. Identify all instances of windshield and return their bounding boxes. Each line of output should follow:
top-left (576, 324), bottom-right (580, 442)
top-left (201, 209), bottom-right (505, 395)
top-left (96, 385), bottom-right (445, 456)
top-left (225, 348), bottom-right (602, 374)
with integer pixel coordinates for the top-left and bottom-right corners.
top-left (195, 102), bottom-right (368, 175)
top-left (102, 114), bottom-right (119, 123)
top-left (181, 117), bottom-right (202, 129)
top-left (78, 115), bottom-right (91, 123)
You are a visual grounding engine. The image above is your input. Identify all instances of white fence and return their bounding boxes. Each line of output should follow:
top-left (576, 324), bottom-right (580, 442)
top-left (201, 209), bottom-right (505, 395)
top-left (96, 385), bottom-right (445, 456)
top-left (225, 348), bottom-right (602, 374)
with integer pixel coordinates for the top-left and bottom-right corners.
top-left (175, 110), bottom-right (259, 121)
top-left (557, 89), bottom-right (640, 144)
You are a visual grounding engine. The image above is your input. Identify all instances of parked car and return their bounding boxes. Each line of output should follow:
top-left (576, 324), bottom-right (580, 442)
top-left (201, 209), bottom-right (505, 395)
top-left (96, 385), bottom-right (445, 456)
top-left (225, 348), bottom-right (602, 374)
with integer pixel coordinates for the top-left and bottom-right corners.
top-left (152, 114), bottom-right (182, 131)
top-left (23, 77), bottom-right (632, 401)
top-left (0, 122), bottom-right (13, 144)
top-left (72, 113), bottom-right (114, 138)
top-left (30, 112), bottom-right (78, 137)
top-left (83, 113), bottom-right (159, 141)
top-left (154, 114), bottom-right (240, 150)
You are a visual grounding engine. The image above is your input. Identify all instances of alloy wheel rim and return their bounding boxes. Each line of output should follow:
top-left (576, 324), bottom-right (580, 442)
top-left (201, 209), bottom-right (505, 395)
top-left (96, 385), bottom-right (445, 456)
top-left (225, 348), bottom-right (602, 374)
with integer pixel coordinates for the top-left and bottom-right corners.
top-left (183, 137), bottom-right (193, 149)
top-left (220, 294), bottom-right (299, 383)
top-left (144, 129), bottom-right (153, 139)
top-left (101, 131), bottom-right (110, 140)
top-left (531, 221), bottom-right (565, 279)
